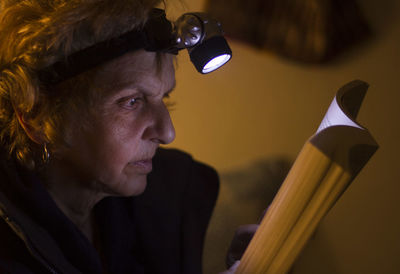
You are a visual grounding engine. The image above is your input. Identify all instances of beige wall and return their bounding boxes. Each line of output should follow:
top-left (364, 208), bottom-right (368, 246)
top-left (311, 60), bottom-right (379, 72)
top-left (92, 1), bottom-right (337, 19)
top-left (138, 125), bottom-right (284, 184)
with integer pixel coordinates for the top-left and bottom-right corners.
top-left (165, 0), bottom-right (400, 273)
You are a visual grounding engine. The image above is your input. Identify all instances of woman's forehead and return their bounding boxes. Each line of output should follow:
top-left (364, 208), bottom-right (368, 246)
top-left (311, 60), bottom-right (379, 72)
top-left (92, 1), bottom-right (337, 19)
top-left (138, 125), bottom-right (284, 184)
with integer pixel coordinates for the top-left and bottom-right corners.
top-left (94, 50), bottom-right (175, 95)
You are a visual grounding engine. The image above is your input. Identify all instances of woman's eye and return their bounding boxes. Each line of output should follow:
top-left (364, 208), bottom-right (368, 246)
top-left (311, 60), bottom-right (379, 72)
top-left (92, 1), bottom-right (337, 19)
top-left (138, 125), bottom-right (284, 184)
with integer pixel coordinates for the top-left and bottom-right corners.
top-left (118, 97), bottom-right (141, 109)
top-left (127, 98), bottom-right (137, 107)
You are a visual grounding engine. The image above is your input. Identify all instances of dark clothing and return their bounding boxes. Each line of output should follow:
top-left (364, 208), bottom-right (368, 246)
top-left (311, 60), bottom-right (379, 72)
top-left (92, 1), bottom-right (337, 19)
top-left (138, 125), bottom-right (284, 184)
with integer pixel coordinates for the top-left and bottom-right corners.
top-left (0, 148), bottom-right (219, 274)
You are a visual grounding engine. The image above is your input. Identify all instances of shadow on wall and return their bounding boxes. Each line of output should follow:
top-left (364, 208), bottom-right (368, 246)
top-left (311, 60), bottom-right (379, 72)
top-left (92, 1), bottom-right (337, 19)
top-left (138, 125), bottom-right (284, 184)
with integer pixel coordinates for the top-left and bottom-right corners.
top-left (205, 0), bottom-right (371, 64)
top-left (203, 157), bottom-right (291, 274)
top-left (360, 0), bottom-right (397, 36)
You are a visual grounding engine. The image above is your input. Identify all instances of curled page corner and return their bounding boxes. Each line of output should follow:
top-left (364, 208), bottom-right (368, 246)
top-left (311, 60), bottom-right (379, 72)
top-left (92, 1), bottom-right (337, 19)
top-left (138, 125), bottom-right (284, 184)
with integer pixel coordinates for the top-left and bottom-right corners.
top-left (316, 80), bottom-right (368, 134)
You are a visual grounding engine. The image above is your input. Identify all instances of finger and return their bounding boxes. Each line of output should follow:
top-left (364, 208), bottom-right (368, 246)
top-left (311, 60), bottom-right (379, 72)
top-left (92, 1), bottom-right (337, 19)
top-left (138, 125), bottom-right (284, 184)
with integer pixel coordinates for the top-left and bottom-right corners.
top-left (226, 224), bottom-right (258, 268)
top-left (230, 260), bottom-right (240, 272)
top-left (219, 260), bottom-right (240, 274)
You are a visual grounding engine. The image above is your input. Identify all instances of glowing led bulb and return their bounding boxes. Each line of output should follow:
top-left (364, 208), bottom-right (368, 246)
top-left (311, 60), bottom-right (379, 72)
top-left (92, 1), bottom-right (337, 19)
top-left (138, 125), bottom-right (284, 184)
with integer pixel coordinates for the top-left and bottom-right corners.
top-left (202, 54), bottom-right (231, 73)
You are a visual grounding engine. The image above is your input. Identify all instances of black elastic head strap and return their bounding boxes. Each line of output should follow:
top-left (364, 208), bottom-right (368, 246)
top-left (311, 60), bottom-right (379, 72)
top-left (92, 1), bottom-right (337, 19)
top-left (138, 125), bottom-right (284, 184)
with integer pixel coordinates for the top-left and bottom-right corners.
top-left (38, 8), bottom-right (178, 85)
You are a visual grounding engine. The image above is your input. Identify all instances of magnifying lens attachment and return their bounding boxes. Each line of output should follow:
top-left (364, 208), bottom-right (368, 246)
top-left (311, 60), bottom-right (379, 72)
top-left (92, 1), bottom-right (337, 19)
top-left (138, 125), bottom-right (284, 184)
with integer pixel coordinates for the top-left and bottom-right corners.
top-left (173, 12), bottom-right (232, 73)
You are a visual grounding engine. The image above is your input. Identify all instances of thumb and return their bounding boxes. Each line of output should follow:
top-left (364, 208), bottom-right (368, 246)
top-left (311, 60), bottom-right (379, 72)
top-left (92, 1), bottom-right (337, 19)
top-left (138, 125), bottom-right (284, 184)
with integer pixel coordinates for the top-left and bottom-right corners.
top-left (219, 260), bottom-right (240, 274)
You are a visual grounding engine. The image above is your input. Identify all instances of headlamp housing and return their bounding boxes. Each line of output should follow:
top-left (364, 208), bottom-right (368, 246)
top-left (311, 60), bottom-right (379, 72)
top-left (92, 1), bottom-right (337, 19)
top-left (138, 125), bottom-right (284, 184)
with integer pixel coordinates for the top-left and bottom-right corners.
top-left (173, 12), bottom-right (232, 73)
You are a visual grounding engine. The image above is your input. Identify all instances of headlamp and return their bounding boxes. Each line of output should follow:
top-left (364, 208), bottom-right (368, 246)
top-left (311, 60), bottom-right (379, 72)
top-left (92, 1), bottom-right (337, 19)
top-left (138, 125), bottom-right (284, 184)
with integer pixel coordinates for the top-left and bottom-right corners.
top-left (172, 11), bottom-right (232, 73)
top-left (38, 9), bottom-right (232, 85)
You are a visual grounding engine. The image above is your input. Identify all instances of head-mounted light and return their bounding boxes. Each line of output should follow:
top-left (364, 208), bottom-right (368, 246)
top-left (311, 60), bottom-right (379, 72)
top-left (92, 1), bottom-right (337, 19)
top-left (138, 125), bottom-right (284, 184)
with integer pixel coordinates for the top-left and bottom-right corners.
top-left (38, 9), bottom-right (232, 85)
top-left (172, 12), bottom-right (232, 73)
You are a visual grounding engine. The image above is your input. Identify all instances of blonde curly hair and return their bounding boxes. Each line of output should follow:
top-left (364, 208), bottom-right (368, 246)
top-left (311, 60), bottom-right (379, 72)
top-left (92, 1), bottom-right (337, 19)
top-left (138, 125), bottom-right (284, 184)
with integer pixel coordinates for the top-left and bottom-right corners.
top-left (0, 0), bottom-right (163, 168)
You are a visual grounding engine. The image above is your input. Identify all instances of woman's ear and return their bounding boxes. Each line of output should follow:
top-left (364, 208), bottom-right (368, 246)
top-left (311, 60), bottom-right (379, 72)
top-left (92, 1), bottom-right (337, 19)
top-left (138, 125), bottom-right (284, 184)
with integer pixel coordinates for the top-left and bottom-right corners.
top-left (15, 110), bottom-right (45, 145)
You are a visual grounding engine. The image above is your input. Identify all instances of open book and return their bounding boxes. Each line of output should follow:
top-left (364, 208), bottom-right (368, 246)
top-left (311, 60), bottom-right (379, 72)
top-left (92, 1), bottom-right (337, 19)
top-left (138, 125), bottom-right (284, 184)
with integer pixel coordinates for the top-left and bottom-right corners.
top-left (235, 80), bottom-right (379, 274)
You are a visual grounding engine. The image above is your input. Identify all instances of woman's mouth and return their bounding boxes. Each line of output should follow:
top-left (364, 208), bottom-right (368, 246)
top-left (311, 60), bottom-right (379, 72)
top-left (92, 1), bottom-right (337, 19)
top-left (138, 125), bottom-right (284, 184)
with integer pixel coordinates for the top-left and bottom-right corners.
top-left (130, 159), bottom-right (153, 174)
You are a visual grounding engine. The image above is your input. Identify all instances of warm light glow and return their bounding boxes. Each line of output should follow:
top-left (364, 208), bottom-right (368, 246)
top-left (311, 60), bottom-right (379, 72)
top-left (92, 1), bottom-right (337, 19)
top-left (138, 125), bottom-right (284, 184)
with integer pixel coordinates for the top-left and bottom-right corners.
top-left (202, 54), bottom-right (231, 73)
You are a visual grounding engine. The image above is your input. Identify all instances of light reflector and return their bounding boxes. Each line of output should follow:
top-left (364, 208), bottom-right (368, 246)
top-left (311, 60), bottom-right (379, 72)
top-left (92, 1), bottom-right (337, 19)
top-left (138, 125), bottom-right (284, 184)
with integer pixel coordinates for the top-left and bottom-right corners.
top-left (202, 54), bottom-right (231, 73)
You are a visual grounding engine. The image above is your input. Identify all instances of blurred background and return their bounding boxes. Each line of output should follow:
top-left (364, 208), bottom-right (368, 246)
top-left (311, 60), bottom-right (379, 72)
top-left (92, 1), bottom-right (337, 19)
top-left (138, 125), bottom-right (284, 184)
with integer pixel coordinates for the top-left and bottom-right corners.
top-left (164, 0), bottom-right (400, 273)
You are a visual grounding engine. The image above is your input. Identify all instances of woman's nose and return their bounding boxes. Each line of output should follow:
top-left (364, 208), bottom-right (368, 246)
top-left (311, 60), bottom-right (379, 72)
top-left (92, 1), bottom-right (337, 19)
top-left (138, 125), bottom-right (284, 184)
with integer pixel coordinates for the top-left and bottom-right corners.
top-left (145, 102), bottom-right (176, 145)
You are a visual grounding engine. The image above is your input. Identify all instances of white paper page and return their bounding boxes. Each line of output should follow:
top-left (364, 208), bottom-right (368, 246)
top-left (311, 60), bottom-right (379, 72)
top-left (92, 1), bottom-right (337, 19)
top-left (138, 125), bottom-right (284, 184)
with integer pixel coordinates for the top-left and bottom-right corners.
top-left (316, 97), bottom-right (363, 134)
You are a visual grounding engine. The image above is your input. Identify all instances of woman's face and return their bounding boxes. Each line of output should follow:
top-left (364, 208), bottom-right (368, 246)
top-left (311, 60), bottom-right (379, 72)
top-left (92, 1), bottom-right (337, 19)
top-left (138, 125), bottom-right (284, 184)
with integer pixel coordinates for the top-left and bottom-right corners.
top-left (57, 50), bottom-right (176, 196)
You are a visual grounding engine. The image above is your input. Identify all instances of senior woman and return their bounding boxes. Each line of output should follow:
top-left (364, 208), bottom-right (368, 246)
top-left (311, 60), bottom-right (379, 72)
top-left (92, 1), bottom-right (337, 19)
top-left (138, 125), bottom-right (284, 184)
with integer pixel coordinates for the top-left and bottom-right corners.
top-left (0, 0), bottom-right (230, 273)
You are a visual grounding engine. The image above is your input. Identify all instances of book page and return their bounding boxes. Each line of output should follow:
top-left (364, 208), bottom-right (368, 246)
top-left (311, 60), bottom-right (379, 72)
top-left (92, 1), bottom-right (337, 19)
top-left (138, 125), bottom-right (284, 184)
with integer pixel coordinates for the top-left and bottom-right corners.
top-left (316, 96), bottom-right (363, 134)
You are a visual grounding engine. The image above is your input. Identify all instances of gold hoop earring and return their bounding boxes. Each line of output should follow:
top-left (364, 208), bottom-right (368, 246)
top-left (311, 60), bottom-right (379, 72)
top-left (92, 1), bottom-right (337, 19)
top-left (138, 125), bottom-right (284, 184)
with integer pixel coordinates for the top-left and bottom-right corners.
top-left (42, 143), bottom-right (50, 164)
